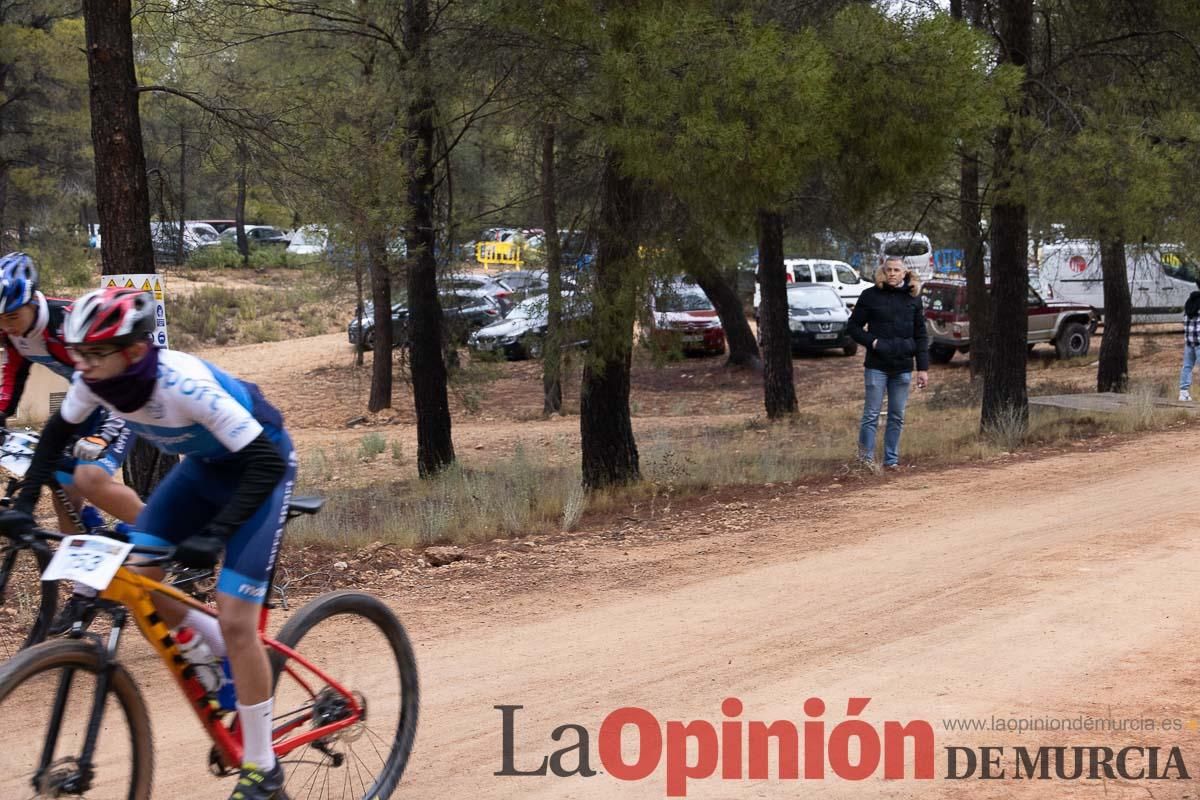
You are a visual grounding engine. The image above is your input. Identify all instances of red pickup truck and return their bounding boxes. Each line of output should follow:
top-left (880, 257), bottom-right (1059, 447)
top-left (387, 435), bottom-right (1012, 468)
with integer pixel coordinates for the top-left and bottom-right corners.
top-left (921, 279), bottom-right (1098, 363)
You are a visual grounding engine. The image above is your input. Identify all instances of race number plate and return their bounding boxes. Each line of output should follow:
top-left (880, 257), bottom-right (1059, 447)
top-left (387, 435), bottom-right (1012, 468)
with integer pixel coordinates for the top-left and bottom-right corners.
top-left (42, 535), bottom-right (134, 592)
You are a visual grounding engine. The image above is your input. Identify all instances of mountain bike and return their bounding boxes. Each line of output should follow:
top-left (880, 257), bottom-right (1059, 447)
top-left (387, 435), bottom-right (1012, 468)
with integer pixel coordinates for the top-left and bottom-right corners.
top-left (0, 499), bottom-right (419, 799)
top-left (0, 428), bottom-right (216, 660)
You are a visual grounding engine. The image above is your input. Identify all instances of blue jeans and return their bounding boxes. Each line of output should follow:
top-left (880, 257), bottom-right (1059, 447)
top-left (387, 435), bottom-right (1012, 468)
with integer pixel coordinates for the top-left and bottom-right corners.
top-left (858, 368), bottom-right (912, 466)
top-left (1181, 343), bottom-right (1199, 391)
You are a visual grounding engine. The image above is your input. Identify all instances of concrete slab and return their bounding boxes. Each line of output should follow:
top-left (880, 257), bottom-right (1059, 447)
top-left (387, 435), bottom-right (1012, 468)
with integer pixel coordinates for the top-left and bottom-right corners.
top-left (1029, 392), bottom-right (1200, 414)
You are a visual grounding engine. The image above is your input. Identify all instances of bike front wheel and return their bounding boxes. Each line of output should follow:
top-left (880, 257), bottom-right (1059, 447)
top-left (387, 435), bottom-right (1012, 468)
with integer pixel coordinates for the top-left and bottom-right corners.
top-left (269, 590), bottom-right (419, 800)
top-left (0, 638), bottom-right (153, 799)
top-left (0, 536), bottom-right (56, 661)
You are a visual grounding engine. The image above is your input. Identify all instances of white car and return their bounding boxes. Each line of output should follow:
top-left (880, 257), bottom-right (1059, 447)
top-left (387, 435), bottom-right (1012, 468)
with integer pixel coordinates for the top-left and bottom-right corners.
top-left (286, 225), bottom-right (329, 256)
top-left (754, 258), bottom-right (871, 315)
top-left (873, 231), bottom-right (934, 278)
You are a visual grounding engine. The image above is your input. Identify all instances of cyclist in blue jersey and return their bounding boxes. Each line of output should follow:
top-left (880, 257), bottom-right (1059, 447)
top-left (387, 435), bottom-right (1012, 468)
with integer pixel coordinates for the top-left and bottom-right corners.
top-left (6, 287), bottom-right (295, 799)
top-left (0, 252), bottom-right (144, 633)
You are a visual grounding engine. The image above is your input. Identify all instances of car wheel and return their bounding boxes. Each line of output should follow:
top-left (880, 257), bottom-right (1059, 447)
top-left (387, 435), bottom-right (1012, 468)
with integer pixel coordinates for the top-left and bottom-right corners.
top-left (929, 343), bottom-right (956, 364)
top-left (364, 328), bottom-right (376, 351)
top-left (842, 342), bottom-right (859, 357)
top-left (1055, 321), bottom-right (1090, 359)
top-left (525, 336), bottom-right (544, 360)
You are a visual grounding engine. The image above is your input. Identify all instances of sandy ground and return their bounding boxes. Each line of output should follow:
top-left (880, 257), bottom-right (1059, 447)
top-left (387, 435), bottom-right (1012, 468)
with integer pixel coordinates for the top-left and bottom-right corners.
top-left (3, 427), bottom-right (1199, 799)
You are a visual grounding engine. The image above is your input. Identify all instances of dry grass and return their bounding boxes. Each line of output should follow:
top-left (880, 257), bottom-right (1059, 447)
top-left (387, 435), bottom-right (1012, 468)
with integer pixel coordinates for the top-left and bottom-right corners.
top-left (288, 394), bottom-right (1193, 549)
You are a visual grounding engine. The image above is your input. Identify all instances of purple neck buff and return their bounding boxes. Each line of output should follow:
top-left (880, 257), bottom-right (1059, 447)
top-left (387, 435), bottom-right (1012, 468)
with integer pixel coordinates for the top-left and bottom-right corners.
top-left (84, 346), bottom-right (160, 413)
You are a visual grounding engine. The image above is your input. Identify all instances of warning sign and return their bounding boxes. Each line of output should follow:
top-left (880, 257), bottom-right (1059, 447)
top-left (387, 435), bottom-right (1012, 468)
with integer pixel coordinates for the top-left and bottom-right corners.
top-left (99, 273), bottom-right (168, 348)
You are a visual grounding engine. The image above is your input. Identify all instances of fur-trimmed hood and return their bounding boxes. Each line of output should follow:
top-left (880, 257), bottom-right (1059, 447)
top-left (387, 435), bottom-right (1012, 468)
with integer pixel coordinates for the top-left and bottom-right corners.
top-left (873, 267), bottom-right (921, 297)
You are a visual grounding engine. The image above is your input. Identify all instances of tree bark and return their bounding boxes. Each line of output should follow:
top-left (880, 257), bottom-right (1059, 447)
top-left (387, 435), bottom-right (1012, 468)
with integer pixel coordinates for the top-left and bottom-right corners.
top-left (757, 209), bottom-right (797, 417)
top-left (405, 0), bottom-right (455, 476)
top-left (176, 124), bottom-right (186, 265)
top-left (235, 140), bottom-right (249, 266)
top-left (367, 233), bottom-right (393, 411)
top-left (580, 151), bottom-right (640, 490)
top-left (82, 0), bottom-right (176, 494)
top-left (84, 0), bottom-right (154, 277)
top-left (540, 122), bottom-right (563, 415)
top-left (681, 240), bottom-right (760, 369)
top-left (981, 0), bottom-right (1033, 434)
top-left (1097, 236), bottom-right (1130, 392)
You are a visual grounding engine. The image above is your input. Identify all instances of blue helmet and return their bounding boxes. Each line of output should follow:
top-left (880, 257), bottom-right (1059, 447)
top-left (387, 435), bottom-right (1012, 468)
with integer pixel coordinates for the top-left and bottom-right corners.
top-left (0, 252), bottom-right (38, 313)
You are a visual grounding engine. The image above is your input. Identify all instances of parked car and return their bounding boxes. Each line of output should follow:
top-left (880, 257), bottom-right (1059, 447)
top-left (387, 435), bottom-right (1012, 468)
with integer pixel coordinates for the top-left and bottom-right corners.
top-left (347, 291), bottom-right (504, 350)
top-left (754, 258), bottom-right (871, 315)
top-left (219, 225), bottom-right (290, 247)
top-left (873, 231), bottom-right (935, 278)
top-left (647, 284), bottom-right (725, 356)
top-left (780, 284), bottom-right (857, 356)
top-left (922, 278), bottom-right (1097, 363)
top-left (286, 225), bottom-right (329, 256)
top-left (442, 272), bottom-right (515, 307)
top-left (493, 269), bottom-right (548, 297)
top-left (150, 221), bottom-right (222, 261)
top-left (467, 293), bottom-right (590, 360)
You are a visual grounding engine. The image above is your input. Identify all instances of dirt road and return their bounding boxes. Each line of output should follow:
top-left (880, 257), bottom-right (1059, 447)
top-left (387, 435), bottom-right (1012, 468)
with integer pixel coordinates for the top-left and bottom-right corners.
top-left (5, 426), bottom-right (1196, 798)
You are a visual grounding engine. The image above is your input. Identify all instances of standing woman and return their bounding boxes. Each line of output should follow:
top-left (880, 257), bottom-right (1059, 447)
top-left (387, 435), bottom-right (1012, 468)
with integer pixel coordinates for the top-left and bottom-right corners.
top-left (847, 257), bottom-right (930, 469)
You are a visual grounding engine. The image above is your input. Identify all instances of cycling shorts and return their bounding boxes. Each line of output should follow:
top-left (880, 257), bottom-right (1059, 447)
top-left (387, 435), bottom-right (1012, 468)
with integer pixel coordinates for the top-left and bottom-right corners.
top-left (128, 435), bottom-right (297, 604)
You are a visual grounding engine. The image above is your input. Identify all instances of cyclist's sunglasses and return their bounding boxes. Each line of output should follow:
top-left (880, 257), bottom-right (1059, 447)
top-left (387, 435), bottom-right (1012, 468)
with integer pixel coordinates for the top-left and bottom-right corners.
top-left (67, 345), bottom-right (126, 366)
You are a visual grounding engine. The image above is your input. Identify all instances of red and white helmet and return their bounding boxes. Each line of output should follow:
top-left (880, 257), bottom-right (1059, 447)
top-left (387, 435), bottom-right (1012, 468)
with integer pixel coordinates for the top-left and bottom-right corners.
top-left (64, 287), bottom-right (156, 346)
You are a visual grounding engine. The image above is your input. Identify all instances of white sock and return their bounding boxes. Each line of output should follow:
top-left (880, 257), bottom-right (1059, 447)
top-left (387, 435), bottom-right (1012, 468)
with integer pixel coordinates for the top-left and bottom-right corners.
top-left (182, 609), bottom-right (227, 659)
top-left (237, 698), bottom-right (276, 770)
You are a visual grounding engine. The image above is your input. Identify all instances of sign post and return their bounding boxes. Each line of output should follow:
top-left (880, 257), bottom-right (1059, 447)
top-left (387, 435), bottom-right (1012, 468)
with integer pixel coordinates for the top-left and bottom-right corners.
top-left (101, 273), bottom-right (168, 347)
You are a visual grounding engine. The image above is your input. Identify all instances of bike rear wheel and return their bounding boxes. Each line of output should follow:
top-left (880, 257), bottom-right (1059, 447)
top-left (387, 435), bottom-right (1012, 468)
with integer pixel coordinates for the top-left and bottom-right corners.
top-left (0, 638), bottom-right (153, 799)
top-left (0, 537), bottom-right (56, 661)
top-left (269, 590), bottom-right (419, 800)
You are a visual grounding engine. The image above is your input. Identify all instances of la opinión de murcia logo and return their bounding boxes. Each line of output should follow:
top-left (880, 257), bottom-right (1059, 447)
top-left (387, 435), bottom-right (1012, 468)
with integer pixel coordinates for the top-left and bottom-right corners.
top-left (496, 698), bottom-right (1191, 797)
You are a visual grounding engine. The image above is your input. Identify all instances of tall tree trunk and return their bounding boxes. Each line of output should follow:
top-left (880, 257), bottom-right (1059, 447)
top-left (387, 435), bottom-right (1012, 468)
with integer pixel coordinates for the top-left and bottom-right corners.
top-left (235, 141), bottom-right (249, 266)
top-left (405, 0), bottom-right (455, 476)
top-left (757, 209), bottom-right (797, 417)
top-left (981, 0), bottom-right (1033, 434)
top-left (681, 240), bottom-right (760, 369)
top-left (580, 151), bottom-right (640, 490)
top-left (954, 0), bottom-right (989, 381)
top-left (540, 123), bottom-right (563, 415)
top-left (367, 234), bottom-right (393, 411)
top-left (176, 125), bottom-right (186, 265)
top-left (0, 166), bottom-right (9, 243)
top-left (82, 0), bottom-right (176, 495)
top-left (84, 0), bottom-right (154, 277)
top-left (1097, 236), bottom-right (1130, 392)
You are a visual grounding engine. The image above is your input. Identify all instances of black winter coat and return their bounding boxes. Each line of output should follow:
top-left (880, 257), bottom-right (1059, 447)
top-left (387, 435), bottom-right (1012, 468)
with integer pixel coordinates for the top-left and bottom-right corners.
top-left (847, 273), bottom-right (930, 374)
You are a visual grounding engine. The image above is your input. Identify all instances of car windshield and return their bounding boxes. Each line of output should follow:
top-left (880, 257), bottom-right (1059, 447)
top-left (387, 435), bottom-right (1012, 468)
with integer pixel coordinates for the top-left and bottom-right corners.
top-left (655, 290), bottom-right (712, 313)
top-left (291, 227), bottom-right (326, 247)
top-left (884, 238), bottom-right (930, 257)
top-left (508, 297), bottom-right (550, 321)
top-left (1162, 250), bottom-right (1200, 283)
top-left (921, 284), bottom-right (961, 313)
top-left (835, 264), bottom-right (862, 284)
top-left (788, 287), bottom-right (842, 311)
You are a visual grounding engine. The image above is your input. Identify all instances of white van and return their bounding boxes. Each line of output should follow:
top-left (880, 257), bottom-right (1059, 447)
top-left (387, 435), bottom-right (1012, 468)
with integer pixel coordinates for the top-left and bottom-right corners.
top-left (753, 258), bottom-right (871, 315)
top-left (873, 231), bottom-right (935, 279)
top-left (1037, 240), bottom-right (1198, 324)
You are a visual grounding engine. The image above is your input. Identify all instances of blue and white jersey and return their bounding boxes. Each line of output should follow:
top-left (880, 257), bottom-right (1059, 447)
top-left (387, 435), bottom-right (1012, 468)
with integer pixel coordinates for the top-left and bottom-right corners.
top-left (59, 349), bottom-right (284, 461)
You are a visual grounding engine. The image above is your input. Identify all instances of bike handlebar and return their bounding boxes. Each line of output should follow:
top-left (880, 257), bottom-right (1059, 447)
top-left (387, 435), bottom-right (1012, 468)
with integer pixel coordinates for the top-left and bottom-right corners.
top-left (1, 523), bottom-right (179, 566)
